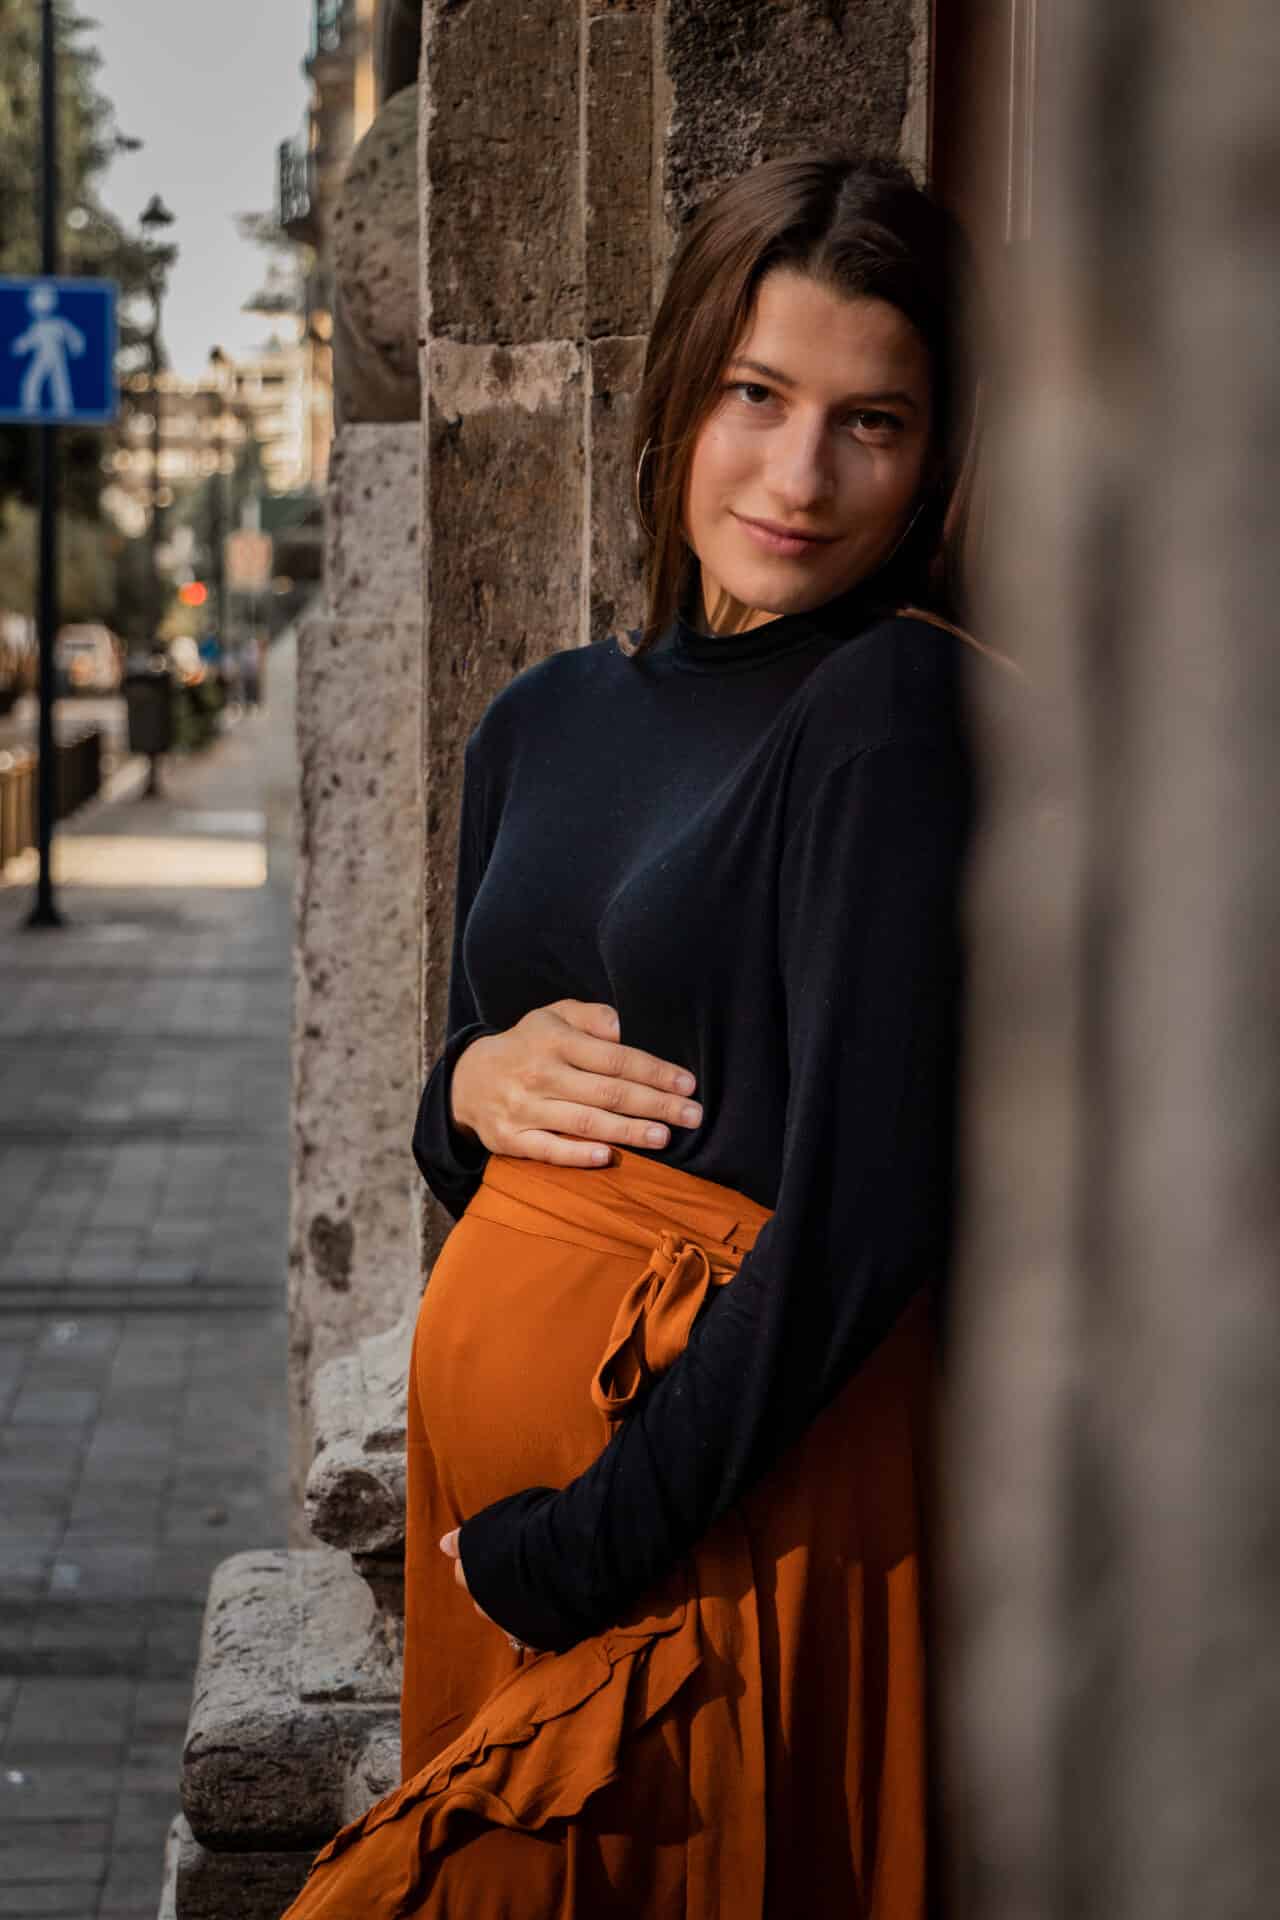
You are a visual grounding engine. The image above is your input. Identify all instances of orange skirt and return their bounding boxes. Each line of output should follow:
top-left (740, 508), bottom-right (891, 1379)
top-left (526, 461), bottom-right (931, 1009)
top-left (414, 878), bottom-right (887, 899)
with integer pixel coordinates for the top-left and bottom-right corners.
top-left (283, 1149), bottom-right (935, 1918)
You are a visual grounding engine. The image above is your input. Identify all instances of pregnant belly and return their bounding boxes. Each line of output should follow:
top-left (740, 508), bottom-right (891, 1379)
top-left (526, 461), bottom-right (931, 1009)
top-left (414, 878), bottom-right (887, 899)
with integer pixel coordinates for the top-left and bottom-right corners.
top-left (412, 1206), bottom-right (639, 1520)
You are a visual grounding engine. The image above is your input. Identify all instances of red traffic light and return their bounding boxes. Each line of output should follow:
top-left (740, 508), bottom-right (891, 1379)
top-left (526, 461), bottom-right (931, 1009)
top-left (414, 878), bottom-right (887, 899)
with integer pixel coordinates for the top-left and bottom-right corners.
top-left (178, 581), bottom-right (209, 608)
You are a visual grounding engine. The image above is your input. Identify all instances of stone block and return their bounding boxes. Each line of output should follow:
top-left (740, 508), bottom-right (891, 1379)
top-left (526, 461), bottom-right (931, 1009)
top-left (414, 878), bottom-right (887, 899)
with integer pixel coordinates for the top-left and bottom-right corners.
top-left (305, 1316), bottom-right (409, 1563)
top-left (162, 1814), bottom-right (312, 1920)
top-left (181, 1550), bottom-right (397, 1853)
top-left (588, 334), bottom-right (648, 644)
top-left (333, 87), bottom-right (422, 427)
top-left (422, 338), bottom-right (585, 1242)
top-left (660, 0), bottom-right (916, 230)
top-left (423, 0), bottom-right (584, 344)
top-left (586, 11), bottom-right (655, 339)
top-left (324, 425), bottom-right (422, 625)
top-left (291, 611), bottom-right (423, 1499)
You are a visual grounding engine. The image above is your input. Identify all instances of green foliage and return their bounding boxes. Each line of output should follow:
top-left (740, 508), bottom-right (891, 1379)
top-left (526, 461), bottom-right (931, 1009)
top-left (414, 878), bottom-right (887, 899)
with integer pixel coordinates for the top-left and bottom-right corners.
top-left (0, 497), bottom-right (115, 621)
top-left (0, 2), bottom-right (172, 522)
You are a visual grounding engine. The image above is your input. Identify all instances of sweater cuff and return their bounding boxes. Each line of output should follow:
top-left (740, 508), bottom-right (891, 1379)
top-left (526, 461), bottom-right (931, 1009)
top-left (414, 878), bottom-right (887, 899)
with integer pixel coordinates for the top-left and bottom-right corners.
top-left (459, 1487), bottom-right (592, 1654)
top-left (411, 1023), bottom-right (495, 1216)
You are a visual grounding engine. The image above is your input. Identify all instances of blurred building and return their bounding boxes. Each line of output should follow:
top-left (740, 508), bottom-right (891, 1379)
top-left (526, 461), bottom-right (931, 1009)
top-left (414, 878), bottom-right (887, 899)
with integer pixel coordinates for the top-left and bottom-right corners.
top-left (274, 0), bottom-right (379, 481)
top-left (101, 366), bottom-right (247, 541)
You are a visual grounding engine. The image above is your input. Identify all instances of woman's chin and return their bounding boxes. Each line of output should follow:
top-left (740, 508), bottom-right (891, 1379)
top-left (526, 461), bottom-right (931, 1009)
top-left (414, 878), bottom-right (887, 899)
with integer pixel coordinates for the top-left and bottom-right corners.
top-left (711, 567), bottom-right (864, 624)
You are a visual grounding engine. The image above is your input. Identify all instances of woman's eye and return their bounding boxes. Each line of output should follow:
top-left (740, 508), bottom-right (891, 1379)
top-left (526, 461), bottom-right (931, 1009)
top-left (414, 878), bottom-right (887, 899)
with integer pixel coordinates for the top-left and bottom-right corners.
top-left (849, 409), bottom-right (903, 435)
top-left (728, 382), bottom-right (773, 406)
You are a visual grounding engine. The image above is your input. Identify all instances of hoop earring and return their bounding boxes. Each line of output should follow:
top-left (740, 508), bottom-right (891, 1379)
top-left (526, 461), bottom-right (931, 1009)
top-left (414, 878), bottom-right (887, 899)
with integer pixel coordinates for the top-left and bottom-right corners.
top-left (633, 437), bottom-right (655, 540)
top-left (875, 500), bottom-right (923, 578)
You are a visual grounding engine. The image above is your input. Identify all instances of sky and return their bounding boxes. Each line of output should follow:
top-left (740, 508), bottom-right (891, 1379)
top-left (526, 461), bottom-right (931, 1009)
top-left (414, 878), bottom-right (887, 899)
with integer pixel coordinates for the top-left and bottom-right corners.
top-left (89, 0), bottom-right (314, 380)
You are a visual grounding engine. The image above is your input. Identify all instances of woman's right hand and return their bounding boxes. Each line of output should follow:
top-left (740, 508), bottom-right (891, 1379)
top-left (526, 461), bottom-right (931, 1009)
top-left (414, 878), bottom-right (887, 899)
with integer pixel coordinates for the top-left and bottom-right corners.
top-left (449, 1000), bottom-right (702, 1167)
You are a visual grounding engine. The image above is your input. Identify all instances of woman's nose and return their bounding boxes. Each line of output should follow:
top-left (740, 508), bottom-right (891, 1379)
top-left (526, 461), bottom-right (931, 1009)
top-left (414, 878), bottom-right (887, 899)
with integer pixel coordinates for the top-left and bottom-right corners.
top-left (766, 419), bottom-right (835, 512)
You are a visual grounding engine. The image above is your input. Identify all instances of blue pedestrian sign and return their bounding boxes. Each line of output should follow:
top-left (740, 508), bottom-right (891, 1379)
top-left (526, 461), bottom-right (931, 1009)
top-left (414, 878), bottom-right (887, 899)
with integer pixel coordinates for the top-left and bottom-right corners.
top-left (0, 277), bottom-right (118, 425)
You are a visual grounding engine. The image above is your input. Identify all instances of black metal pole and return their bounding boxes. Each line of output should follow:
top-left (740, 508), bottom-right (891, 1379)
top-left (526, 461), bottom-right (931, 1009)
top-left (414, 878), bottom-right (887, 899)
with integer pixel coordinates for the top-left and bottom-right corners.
top-left (28, 0), bottom-right (62, 928)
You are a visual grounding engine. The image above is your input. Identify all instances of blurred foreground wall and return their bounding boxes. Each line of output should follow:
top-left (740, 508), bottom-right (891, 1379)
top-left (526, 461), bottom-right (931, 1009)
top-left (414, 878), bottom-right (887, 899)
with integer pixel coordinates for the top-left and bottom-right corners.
top-left (948, 3), bottom-right (1280, 1915)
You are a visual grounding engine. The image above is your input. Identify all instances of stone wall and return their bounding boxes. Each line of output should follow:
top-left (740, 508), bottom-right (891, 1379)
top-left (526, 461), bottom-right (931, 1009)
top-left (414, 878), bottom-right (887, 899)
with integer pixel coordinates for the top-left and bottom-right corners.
top-left (945, 1), bottom-right (1280, 1914)
top-left (288, 425), bottom-right (424, 1515)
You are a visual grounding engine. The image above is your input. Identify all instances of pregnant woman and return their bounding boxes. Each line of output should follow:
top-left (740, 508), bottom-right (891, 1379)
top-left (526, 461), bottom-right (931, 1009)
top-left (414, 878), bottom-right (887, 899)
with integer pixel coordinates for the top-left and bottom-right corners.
top-left (285, 149), bottom-right (1000, 1919)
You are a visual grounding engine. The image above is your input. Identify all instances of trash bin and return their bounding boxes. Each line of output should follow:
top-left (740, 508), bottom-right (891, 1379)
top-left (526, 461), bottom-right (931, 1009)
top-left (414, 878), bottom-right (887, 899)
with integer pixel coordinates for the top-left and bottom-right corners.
top-left (123, 662), bottom-right (176, 756)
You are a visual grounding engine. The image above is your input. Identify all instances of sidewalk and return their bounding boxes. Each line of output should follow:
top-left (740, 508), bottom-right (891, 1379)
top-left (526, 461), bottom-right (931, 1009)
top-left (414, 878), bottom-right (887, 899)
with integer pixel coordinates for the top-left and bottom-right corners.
top-left (0, 642), bottom-right (296, 1918)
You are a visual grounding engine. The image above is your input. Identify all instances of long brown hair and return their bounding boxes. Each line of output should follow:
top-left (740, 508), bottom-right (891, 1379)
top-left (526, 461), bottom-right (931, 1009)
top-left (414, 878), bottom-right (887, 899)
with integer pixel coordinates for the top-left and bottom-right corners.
top-left (630, 152), bottom-right (982, 649)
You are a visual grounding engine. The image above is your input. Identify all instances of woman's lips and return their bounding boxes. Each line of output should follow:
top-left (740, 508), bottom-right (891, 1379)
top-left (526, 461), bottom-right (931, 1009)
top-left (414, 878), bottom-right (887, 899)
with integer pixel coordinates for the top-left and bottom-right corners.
top-left (733, 513), bottom-right (837, 559)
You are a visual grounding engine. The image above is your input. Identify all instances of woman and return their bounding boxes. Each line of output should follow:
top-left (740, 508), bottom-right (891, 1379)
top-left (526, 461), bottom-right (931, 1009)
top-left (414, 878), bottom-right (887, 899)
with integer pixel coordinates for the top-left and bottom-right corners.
top-left (285, 150), bottom-right (995, 1919)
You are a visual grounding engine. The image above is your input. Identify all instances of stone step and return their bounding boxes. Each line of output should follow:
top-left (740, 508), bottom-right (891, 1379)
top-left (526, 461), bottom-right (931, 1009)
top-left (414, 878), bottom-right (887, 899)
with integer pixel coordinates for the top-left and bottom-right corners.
top-left (305, 1313), bottom-right (410, 1563)
top-left (181, 1548), bottom-right (400, 1864)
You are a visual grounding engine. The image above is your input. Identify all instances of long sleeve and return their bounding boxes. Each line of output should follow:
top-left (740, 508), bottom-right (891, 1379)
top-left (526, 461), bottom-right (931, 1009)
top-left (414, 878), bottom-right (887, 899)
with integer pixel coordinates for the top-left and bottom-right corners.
top-left (411, 754), bottom-right (496, 1222)
top-left (459, 733), bottom-right (972, 1652)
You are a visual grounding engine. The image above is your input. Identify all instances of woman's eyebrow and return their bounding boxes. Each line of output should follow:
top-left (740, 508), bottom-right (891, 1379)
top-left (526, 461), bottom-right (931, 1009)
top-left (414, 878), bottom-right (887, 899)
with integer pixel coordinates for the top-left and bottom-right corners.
top-left (728, 356), bottom-right (921, 412)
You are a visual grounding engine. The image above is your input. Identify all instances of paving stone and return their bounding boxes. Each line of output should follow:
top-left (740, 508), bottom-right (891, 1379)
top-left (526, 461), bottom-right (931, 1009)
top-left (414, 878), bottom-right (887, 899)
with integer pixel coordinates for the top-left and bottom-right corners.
top-left (10, 1388), bottom-right (100, 1426)
top-left (0, 1759), bottom-right (116, 1819)
top-left (6, 1677), bottom-right (134, 1750)
top-left (0, 693), bottom-right (293, 1917)
top-left (0, 1817), bottom-right (111, 1879)
top-left (0, 1882), bottom-right (105, 1915)
top-left (0, 1543), bottom-right (54, 1594)
top-left (98, 1845), bottom-right (168, 1911)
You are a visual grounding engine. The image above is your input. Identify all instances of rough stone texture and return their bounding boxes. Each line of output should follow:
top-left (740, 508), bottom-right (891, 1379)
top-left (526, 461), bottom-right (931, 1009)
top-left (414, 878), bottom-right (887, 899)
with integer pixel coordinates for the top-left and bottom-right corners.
top-left (660, 0), bottom-right (917, 231)
top-left (900, 0), bottom-right (932, 173)
top-left (290, 589), bottom-right (423, 1508)
top-left (325, 424), bottom-right (422, 626)
top-left (586, 9), bottom-right (655, 339)
top-left (298, 1535), bottom-right (402, 1703)
top-left (588, 333), bottom-right (647, 643)
top-left (333, 86), bottom-right (422, 427)
top-left (181, 1551), bottom-right (397, 1851)
top-left (420, 338), bottom-right (584, 1253)
top-left (423, 0), bottom-right (584, 345)
top-left (946, 4), bottom-right (1280, 1917)
top-left (344, 1721), bottom-right (401, 1823)
top-left (306, 1317), bottom-right (409, 1562)
top-left (165, 1817), bottom-right (312, 1920)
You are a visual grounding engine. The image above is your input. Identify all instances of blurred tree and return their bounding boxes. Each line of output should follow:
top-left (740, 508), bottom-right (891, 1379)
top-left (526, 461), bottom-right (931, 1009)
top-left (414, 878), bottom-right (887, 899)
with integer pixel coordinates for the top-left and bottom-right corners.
top-left (0, 500), bottom-right (114, 621)
top-left (0, 1), bottom-right (167, 530)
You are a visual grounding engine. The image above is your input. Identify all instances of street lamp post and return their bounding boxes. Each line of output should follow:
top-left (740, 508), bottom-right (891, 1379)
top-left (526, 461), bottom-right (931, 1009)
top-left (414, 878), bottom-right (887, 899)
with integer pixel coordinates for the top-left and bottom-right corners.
top-left (27, 0), bottom-right (61, 927)
top-left (139, 194), bottom-right (175, 644)
top-left (208, 346), bottom-right (229, 649)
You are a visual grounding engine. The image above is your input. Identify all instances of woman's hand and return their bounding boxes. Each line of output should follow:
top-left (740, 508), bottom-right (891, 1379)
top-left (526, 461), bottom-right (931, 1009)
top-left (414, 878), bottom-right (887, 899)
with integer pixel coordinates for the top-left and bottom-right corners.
top-left (440, 1529), bottom-right (530, 1654)
top-left (449, 1000), bottom-right (701, 1167)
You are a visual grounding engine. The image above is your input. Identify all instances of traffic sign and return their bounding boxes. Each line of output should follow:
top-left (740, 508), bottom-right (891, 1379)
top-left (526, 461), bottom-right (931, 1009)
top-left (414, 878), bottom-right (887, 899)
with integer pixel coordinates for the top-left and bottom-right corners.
top-left (226, 529), bottom-right (273, 594)
top-left (0, 276), bottom-right (118, 425)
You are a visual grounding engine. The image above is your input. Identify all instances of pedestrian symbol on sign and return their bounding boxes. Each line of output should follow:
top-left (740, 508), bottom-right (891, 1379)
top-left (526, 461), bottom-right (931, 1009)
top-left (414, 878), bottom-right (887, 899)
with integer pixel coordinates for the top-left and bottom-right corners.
top-left (11, 285), bottom-right (86, 414)
top-left (0, 277), bottom-right (117, 426)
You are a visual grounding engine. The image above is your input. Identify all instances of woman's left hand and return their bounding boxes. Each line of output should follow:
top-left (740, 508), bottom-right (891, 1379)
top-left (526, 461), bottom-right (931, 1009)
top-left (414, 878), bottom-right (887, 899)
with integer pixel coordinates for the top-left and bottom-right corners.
top-left (439, 1529), bottom-right (531, 1655)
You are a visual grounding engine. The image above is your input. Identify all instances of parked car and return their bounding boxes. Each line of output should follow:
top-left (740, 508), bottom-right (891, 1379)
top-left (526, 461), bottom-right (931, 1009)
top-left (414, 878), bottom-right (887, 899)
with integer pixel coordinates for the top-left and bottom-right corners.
top-left (56, 623), bottom-right (123, 695)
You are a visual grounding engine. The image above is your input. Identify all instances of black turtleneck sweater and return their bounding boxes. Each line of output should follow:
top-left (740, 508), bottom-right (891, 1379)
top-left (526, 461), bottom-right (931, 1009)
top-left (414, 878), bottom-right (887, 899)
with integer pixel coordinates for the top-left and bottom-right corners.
top-left (412, 593), bottom-right (975, 1653)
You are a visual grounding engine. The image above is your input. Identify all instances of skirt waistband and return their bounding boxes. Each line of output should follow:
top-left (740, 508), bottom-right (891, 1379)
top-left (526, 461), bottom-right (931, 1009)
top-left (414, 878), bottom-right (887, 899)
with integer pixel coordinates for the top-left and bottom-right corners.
top-left (472, 1148), bottom-right (772, 1263)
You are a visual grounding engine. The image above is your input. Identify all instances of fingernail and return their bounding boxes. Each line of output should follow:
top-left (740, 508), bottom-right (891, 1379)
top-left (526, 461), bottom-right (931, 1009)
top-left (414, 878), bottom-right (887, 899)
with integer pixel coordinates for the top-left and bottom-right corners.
top-left (675, 1072), bottom-right (696, 1094)
top-left (682, 1104), bottom-right (702, 1126)
top-left (591, 1147), bottom-right (610, 1165)
top-left (645, 1125), bottom-right (667, 1147)
top-left (439, 1532), bottom-right (455, 1554)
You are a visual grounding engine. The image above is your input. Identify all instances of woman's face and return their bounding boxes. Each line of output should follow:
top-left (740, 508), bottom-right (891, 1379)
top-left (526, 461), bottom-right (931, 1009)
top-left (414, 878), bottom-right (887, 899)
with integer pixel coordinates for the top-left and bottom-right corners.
top-left (683, 269), bottom-right (935, 632)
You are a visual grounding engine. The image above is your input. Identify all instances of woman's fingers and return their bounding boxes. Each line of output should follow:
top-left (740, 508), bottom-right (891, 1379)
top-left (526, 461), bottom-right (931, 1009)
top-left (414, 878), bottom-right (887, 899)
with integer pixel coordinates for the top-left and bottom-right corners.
top-left (547, 1000), bottom-right (624, 1042)
top-left (556, 1066), bottom-right (702, 1131)
top-left (502, 1128), bottom-right (617, 1168)
top-left (527, 1101), bottom-right (695, 1152)
top-left (561, 1030), bottom-right (698, 1101)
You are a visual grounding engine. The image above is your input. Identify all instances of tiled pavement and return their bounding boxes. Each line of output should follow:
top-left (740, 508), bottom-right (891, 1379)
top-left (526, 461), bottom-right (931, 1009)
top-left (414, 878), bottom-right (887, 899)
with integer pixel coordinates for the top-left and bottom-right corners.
top-left (0, 648), bottom-right (296, 1918)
